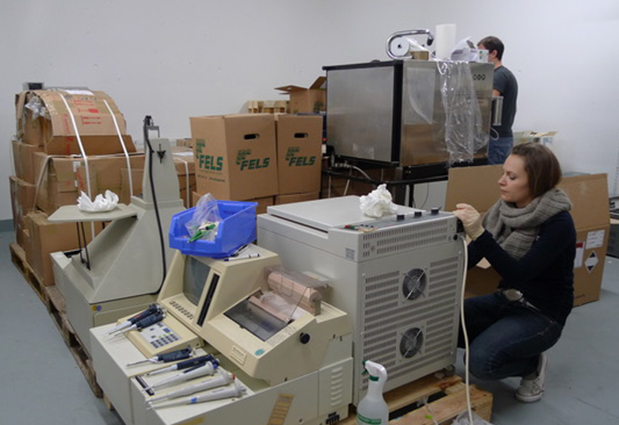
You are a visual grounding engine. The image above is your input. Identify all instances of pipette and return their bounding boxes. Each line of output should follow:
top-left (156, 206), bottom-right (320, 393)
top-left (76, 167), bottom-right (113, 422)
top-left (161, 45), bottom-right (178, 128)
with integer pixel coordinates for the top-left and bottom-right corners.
top-left (108, 310), bottom-right (166, 338)
top-left (152, 381), bottom-right (246, 409)
top-left (147, 360), bottom-right (219, 391)
top-left (147, 371), bottom-right (235, 405)
top-left (126, 347), bottom-right (194, 367)
top-left (145, 354), bottom-right (216, 376)
top-left (105, 304), bottom-right (162, 335)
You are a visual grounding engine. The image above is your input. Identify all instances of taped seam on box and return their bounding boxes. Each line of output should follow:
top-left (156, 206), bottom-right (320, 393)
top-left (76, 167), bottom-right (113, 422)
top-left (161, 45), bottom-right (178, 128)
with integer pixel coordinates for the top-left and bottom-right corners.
top-left (103, 99), bottom-right (133, 198)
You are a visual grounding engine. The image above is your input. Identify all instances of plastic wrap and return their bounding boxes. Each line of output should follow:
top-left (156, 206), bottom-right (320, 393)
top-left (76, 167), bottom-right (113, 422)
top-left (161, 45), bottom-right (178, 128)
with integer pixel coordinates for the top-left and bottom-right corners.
top-left (185, 193), bottom-right (222, 241)
top-left (437, 61), bottom-right (488, 164)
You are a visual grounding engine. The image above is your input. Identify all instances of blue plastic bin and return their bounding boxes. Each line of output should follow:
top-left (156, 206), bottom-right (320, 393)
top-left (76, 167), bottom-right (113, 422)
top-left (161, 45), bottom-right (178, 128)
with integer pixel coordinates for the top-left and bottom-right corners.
top-left (169, 200), bottom-right (257, 258)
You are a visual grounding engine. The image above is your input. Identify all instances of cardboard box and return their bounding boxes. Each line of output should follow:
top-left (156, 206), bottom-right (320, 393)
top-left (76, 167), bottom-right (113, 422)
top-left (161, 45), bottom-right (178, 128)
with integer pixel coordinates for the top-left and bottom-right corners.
top-left (515, 131), bottom-right (558, 147)
top-left (247, 100), bottom-right (289, 114)
top-left (11, 139), bottom-right (43, 184)
top-left (275, 115), bottom-right (323, 195)
top-left (33, 152), bottom-right (145, 214)
top-left (445, 166), bottom-right (610, 306)
top-left (275, 192), bottom-right (320, 205)
top-left (25, 211), bottom-right (101, 286)
top-left (9, 175), bottom-right (36, 249)
top-left (191, 114), bottom-right (278, 201)
top-left (173, 148), bottom-right (196, 208)
top-left (175, 138), bottom-right (194, 148)
top-left (15, 89), bottom-right (135, 155)
top-left (275, 77), bottom-right (326, 114)
top-left (561, 174), bottom-right (610, 306)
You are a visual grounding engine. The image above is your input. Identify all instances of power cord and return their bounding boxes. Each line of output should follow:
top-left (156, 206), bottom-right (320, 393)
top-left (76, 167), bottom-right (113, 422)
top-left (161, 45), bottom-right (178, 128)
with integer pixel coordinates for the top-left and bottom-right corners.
top-left (459, 235), bottom-right (475, 424)
top-left (142, 116), bottom-right (168, 293)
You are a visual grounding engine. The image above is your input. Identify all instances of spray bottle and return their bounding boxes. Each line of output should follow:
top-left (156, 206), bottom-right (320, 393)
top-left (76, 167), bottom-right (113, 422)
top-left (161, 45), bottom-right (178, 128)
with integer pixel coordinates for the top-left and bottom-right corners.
top-left (356, 360), bottom-right (389, 425)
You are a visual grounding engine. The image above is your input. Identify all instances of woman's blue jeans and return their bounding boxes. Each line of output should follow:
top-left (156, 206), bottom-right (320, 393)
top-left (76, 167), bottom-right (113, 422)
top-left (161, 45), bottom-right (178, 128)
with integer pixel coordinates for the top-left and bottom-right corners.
top-left (458, 292), bottom-right (563, 380)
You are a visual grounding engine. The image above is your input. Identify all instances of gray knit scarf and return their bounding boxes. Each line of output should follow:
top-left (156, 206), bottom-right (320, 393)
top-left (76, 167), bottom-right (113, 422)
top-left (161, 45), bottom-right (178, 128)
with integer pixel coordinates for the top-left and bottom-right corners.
top-left (482, 188), bottom-right (572, 259)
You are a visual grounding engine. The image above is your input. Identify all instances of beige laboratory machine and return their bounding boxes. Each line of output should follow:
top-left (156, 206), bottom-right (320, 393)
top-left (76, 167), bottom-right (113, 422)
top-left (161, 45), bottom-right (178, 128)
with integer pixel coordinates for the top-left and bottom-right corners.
top-left (50, 136), bottom-right (184, 352)
top-left (91, 244), bottom-right (354, 425)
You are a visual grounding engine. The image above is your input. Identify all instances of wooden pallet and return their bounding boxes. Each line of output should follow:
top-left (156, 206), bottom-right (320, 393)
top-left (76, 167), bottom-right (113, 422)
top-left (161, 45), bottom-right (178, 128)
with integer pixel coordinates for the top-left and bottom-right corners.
top-left (9, 243), bottom-right (46, 303)
top-left (340, 373), bottom-right (492, 425)
top-left (44, 284), bottom-right (103, 398)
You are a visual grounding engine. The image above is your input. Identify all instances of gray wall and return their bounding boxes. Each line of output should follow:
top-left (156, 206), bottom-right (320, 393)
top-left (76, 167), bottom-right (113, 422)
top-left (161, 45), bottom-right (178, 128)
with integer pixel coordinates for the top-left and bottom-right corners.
top-left (2, 0), bottom-right (618, 219)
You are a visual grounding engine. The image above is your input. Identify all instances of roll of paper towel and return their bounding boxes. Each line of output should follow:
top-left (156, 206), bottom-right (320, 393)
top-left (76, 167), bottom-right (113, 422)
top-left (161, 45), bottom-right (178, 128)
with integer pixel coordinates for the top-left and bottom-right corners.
top-left (388, 36), bottom-right (410, 57)
top-left (435, 24), bottom-right (457, 59)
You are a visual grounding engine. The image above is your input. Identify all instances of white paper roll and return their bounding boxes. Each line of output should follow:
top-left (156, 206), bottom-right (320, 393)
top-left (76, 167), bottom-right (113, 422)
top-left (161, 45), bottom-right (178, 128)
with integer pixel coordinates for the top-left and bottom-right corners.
top-left (388, 36), bottom-right (410, 57)
top-left (435, 23), bottom-right (457, 59)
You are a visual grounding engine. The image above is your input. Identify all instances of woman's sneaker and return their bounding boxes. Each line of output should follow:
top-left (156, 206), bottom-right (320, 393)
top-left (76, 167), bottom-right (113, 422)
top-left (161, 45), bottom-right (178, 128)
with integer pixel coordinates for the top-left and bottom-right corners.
top-left (516, 353), bottom-right (548, 403)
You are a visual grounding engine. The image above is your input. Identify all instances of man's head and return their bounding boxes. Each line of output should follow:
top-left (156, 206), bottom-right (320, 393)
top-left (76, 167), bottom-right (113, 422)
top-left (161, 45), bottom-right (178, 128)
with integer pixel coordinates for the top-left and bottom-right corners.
top-left (478, 36), bottom-right (504, 61)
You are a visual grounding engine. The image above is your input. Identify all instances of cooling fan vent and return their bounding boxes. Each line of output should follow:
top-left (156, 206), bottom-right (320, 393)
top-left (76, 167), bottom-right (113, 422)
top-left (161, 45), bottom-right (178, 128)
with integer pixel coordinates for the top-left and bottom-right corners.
top-left (400, 327), bottom-right (424, 358)
top-left (402, 268), bottom-right (426, 300)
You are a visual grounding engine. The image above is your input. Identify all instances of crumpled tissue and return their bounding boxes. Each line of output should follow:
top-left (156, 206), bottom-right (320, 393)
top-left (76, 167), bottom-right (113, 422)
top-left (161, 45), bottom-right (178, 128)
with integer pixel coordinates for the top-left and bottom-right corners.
top-left (359, 184), bottom-right (398, 218)
top-left (77, 190), bottom-right (119, 213)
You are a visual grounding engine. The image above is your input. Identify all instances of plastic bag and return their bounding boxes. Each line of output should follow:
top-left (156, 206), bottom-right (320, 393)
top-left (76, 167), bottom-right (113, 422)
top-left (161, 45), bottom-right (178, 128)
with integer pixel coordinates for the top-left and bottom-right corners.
top-left (452, 411), bottom-right (494, 425)
top-left (450, 37), bottom-right (478, 62)
top-left (77, 190), bottom-right (119, 212)
top-left (185, 193), bottom-right (222, 242)
top-left (359, 184), bottom-right (398, 218)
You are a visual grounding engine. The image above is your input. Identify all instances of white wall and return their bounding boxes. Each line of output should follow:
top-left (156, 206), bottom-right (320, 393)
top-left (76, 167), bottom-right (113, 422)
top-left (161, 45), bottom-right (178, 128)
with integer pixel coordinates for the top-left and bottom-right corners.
top-left (2, 0), bottom-right (618, 220)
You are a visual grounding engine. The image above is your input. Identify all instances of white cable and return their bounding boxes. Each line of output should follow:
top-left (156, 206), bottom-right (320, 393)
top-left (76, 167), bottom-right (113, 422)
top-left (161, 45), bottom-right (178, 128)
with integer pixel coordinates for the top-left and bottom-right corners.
top-left (103, 99), bottom-right (133, 198)
top-left (459, 235), bottom-right (474, 424)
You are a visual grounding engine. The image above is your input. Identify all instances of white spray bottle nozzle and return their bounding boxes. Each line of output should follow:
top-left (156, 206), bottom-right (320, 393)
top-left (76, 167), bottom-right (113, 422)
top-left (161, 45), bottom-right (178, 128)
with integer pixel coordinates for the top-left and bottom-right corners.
top-left (363, 360), bottom-right (388, 383)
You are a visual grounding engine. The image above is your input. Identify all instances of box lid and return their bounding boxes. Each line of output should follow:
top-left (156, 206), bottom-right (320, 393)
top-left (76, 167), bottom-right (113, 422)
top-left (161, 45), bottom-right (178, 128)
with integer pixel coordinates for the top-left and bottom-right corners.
top-left (275, 76), bottom-right (326, 94)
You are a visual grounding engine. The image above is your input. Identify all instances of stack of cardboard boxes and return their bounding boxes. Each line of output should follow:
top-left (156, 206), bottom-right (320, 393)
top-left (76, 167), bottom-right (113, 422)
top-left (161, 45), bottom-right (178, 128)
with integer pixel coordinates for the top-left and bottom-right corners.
top-left (11, 89), bottom-right (140, 286)
top-left (190, 113), bottom-right (323, 213)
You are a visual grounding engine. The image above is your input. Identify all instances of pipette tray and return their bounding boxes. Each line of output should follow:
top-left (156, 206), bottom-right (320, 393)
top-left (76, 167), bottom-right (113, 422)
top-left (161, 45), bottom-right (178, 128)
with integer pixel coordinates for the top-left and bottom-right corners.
top-left (169, 200), bottom-right (257, 258)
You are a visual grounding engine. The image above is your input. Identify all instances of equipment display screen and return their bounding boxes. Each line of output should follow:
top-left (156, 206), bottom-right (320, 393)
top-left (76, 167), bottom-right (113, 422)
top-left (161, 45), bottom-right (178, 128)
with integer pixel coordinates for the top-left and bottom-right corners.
top-left (183, 256), bottom-right (211, 306)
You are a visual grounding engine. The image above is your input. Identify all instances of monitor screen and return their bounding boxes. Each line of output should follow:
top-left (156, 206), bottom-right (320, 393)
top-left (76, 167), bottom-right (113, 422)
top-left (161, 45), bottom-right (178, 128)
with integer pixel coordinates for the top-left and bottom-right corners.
top-left (183, 256), bottom-right (211, 306)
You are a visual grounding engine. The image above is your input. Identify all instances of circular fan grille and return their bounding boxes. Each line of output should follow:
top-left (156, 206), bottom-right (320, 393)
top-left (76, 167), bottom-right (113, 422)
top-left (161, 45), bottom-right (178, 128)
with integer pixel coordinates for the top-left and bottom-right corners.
top-left (402, 268), bottom-right (426, 300)
top-left (400, 327), bottom-right (424, 358)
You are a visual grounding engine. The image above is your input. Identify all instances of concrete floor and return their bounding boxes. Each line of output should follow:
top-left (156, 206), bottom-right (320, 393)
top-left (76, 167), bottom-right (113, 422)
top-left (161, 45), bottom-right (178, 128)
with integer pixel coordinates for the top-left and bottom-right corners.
top-left (2, 228), bottom-right (619, 425)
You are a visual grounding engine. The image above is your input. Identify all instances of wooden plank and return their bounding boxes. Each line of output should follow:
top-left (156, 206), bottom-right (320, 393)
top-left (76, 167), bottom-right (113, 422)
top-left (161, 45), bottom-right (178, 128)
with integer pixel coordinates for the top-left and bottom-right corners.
top-left (9, 243), bottom-right (46, 303)
top-left (43, 285), bottom-right (104, 398)
top-left (339, 373), bottom-right (492, 425)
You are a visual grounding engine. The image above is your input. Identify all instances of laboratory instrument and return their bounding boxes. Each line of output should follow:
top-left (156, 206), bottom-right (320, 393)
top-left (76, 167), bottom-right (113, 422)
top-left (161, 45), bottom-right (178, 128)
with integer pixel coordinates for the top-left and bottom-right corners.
top-left (146, 361), bottom-right (219, 392)
top-left (126, 347), bottom-right (194, 367)
top-left (323, 60), bottom-right (493, 166)
top-left (109, 310), bottom-right (166, 338)
top-left (386, 29), bottom-right (434, 60)
top-left (147, 370), bottom-right (235, 405)
top-left (50, 117), bottom-right (185, 353)
top-left (152, 381), bottom-right (246, 409)
top-left (258, 196), bottom-right (465, 404)
top-left (356, 360), bottom-right (389, 425)
top-left (90, 243), bottom-right (354, 425)
top-left (108, 304), bottom-right (162, 336)
top-left (145, 354), bottom-right (216, 376)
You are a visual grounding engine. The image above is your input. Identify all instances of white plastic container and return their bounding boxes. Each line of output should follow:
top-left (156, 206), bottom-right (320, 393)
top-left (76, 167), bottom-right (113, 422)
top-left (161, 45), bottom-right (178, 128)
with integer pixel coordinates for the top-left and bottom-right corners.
top-left (356, 360), bottom-right (389, 424)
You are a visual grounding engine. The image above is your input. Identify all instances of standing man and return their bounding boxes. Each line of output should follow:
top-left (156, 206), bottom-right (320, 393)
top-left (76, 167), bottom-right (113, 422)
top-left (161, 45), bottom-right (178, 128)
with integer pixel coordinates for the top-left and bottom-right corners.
top-left (478, 36), bottom-right (518, 165)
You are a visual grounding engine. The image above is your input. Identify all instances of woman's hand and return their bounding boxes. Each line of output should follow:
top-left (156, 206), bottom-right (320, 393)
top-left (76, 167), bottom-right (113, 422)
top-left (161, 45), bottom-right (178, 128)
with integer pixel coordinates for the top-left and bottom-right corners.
top-left (454, 203), bottom-right (485, 240)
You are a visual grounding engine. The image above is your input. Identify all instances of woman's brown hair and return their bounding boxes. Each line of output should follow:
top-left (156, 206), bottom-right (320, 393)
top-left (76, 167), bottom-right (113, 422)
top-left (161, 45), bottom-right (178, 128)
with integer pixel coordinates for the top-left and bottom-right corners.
top-left (511, 142), bottom-right (562, 198)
